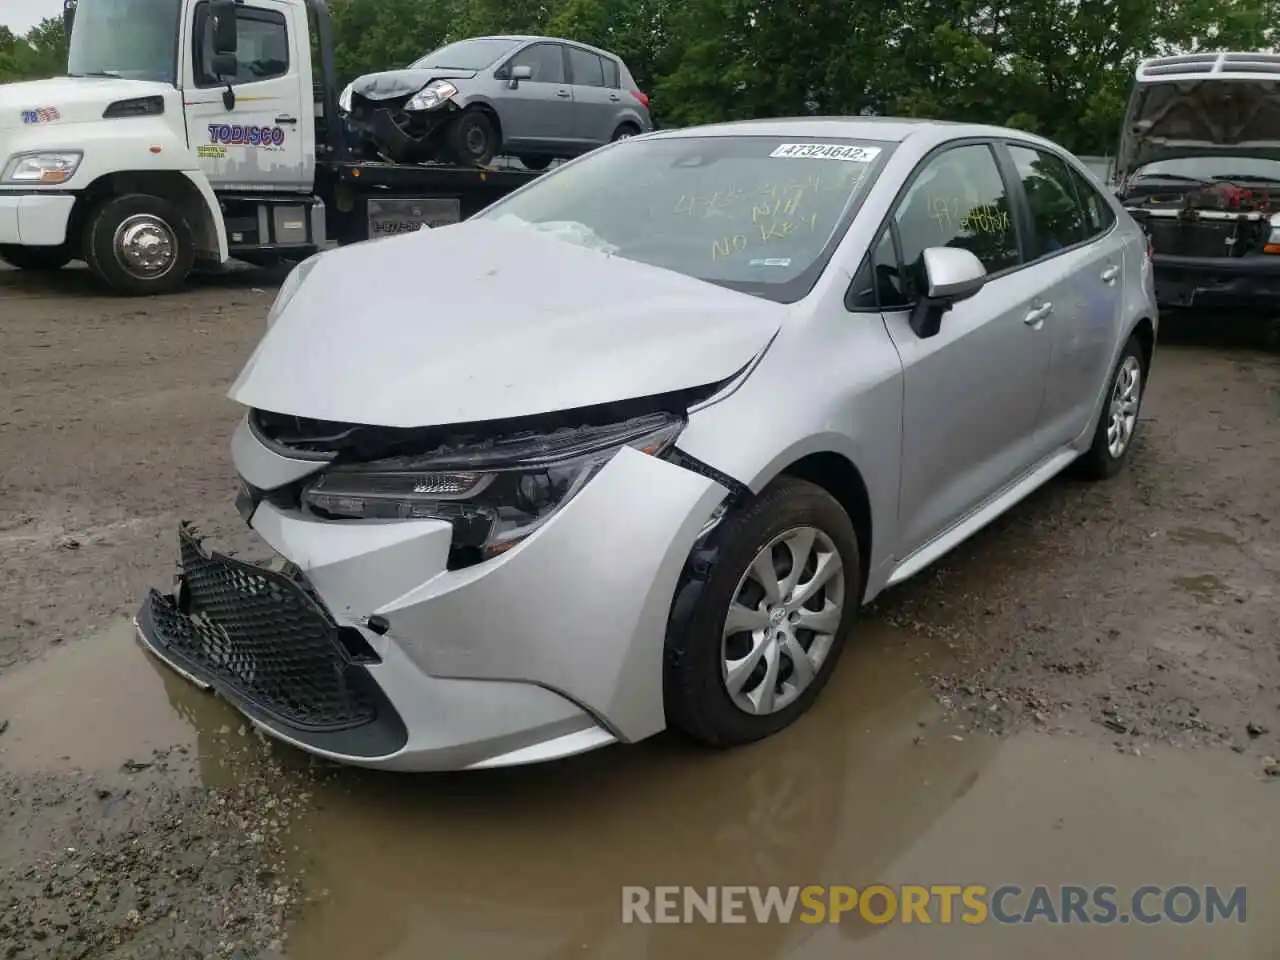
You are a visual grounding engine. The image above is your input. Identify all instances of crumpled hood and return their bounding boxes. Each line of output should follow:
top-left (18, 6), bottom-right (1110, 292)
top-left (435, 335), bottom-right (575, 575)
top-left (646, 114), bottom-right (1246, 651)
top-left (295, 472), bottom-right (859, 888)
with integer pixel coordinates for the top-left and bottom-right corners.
top-left (1116, 78), bottom-right (1280, 179)
top-left (349, 69), bottom-right (477, 102)
top-left (0, 76), bottom-right (177, 130)
top-left (229, 219), bottom-right (784, 428)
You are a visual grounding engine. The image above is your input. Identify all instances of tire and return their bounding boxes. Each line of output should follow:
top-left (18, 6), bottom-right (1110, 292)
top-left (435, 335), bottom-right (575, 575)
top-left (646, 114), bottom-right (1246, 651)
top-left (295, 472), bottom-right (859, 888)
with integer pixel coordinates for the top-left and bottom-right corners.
top-left (611, 123), bottom-right (640, 142)
top-left (1073, 334), bottom-right (1146, 480)
top-left (518, 155), bottom-right (553, 171)
top-left (82, 194), bottom-right (195, 296)
top-left (0, 244), bottom-right (72, 271)
top-left (447, 109), bottom-right (499, 167)
top-left (665, 476), bottom-right (861, 746)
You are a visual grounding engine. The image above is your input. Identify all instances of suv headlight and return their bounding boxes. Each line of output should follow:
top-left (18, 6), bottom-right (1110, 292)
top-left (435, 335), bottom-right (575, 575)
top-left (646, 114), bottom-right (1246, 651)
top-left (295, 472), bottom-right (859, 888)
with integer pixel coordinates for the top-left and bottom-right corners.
top-left (301, 413), bottom-right (684, 559)
top-left (338, 82), bottom-right (353, 113)
top-left (405, 80), bottom-right (458, 112)
top-left (2, 151), bottom-right (82, 185)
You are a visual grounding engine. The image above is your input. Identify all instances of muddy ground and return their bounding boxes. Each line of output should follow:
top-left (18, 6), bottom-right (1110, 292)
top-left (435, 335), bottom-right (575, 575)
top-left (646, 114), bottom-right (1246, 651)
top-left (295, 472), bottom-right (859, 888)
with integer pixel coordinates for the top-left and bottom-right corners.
top-left (0, 262), bottom-right (1277, 959)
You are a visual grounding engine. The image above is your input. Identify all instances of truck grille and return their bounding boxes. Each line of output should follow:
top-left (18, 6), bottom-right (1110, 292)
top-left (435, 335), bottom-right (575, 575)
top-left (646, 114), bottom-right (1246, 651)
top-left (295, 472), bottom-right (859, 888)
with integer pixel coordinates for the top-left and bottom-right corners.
top-left (1147, 218), bottom-right (1245, 259)
top-left (143, 525), bottom-right (378, 731)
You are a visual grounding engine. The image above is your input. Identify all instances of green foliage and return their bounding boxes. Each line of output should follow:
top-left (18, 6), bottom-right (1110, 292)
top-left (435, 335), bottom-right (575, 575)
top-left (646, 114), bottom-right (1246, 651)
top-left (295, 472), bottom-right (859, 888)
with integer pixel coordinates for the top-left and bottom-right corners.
top-left (1, 0), bottom-right (1273, 153)
top-left (0, 17), bottom-right (67, 84)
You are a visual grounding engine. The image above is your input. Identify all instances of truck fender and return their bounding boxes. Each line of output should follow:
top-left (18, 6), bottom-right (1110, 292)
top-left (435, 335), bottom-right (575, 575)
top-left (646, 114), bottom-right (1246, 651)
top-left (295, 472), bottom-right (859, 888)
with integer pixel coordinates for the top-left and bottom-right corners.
top-left (181, 168), bottom-right (229, 263)
top-left (70, 168), bottom-right (228, 265)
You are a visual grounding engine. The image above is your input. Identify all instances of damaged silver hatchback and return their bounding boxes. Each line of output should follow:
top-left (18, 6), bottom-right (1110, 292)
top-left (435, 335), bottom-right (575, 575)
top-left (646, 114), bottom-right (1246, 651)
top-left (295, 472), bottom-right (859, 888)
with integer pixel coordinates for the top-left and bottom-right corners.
top-left (136, 118), bottom-right (1158, 771)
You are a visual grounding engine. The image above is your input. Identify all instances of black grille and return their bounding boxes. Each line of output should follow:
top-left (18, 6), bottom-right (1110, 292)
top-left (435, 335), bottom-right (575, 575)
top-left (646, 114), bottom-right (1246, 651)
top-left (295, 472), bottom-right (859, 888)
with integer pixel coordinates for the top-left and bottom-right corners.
top-left (145, 525), bottom-right (377, 731)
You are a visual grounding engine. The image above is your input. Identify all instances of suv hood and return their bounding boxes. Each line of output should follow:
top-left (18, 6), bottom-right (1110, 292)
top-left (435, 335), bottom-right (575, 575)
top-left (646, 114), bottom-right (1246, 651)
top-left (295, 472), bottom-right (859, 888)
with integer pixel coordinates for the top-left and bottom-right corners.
top-left (1116, 78), bottom-right (1280, 180)
top-left (0, 76), bottom-right (176, 131)
top-left (350, 69), bottom-right (478, 102)
top-left (229, 219), bottom-right (783, 428)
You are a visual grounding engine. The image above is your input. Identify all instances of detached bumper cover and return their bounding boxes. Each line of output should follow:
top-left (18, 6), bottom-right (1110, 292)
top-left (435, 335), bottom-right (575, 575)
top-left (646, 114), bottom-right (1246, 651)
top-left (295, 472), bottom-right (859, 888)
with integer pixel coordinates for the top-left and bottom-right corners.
top-left (345, 103), bottom-right (456, 161)
top-left (136, 524), bottom-right (409, 758)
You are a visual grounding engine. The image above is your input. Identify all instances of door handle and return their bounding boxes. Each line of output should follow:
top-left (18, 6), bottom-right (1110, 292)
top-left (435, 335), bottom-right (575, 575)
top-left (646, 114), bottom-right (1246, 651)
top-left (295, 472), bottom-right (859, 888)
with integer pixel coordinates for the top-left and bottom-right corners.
top-left (556, 89), bottom-right (571, 98)
top-left (1024, 302), bottom-right (1053, 325)
top-left (608, 94), bottom-right (621, 101)
top-left (275, 115), bottom-right (298, 124)
top-left (1100, 264), bottom-right (1119, 283)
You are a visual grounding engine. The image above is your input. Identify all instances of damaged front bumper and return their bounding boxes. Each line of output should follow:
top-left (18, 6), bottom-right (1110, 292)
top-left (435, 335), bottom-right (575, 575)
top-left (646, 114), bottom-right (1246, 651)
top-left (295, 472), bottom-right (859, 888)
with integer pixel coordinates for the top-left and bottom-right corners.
top-left (344, 100), bottom-right (459, 163)
top-left (135, 443), bottom-right (729, 772)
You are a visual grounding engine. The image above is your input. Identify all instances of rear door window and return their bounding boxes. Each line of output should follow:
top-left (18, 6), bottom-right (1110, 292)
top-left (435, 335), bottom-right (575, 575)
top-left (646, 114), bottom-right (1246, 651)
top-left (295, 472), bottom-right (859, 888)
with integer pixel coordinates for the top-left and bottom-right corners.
top-left (567, 47), bottom-right (606, 87)
top-left (1007, 144), bottom-right (1087, 257)
top-left (1068, 167), bottom-right (1117, 237)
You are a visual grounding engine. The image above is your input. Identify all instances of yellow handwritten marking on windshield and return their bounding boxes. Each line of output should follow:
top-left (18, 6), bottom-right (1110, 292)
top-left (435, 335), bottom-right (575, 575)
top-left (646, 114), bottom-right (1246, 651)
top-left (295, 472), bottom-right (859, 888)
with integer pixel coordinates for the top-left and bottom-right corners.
top-left (674, 189), bottom-right (746, 218)
top-left (711, 234), bottom-right (749, 259)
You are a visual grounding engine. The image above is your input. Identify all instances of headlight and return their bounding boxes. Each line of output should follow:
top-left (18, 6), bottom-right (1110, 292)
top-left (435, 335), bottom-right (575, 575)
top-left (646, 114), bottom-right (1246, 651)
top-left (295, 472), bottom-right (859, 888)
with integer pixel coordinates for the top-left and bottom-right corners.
top-left (301, 413), bottom-right (684, 559)
top-left (404, 80), bottom-right (458, 112)
top-left (338, 83), bottom-right (353, 114)
top-left (2, 151), bottom-right (82, 185)
top-left (266, 253), bottom-right (321, 327)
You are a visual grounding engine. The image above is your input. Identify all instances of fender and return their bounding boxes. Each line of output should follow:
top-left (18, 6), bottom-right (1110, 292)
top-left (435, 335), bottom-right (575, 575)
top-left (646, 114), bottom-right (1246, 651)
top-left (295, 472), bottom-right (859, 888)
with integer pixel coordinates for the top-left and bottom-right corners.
top-left (13, 115), bottom-right (229, 263)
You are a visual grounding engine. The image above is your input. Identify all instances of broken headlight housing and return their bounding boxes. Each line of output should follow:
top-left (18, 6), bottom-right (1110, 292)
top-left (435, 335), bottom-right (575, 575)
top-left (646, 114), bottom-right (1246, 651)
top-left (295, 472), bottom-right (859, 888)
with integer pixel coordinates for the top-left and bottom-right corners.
top-left (300, 413), bottom-right (684, 559)
top-left (405, 80), bottom-right (458, 112)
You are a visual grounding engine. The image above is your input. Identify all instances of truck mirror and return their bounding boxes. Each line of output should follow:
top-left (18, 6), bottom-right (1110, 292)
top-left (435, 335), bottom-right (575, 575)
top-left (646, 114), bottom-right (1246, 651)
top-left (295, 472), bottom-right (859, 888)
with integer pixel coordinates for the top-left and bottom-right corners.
top-left (62, 0), bottom-right (76, 39)
top-left (210, 0), bottom-right (239, 56)
top-left (212, 52), bottom-right (238, 78)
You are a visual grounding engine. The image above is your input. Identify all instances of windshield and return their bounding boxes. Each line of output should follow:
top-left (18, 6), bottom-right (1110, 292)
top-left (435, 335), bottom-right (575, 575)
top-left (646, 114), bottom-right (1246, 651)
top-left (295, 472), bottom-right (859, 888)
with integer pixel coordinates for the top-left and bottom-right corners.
top-left (475, 135), bottom-right (889, 302)
top-left (1134, 156), bottom-right (1280, 184)
top-left (410, 38), bottom-right (519, 71)
top-left (67, 0), bottom-right (182, 83)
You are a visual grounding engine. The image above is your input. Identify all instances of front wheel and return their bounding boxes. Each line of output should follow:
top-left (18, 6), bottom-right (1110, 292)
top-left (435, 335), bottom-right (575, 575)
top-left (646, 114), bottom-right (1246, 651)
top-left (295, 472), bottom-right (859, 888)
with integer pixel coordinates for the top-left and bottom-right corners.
top-left (82, 194), bottom-right (195, 296)
top-left (0, 244), bottom-right (72, 271)
top-left (447, 109), bottom-right (499, 167)
top-left (1073, 334), bottom-right (1146, 480)
top-left (665, 476), bottom-right (860, 746)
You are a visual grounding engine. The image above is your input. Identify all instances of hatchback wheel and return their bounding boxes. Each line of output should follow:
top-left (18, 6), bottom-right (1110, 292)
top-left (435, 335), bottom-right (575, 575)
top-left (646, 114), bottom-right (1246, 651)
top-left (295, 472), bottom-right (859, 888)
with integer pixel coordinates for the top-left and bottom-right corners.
top-left (1074, 334), bottom-right (1146, 480)
top-left (447, 109), bottom-right (499, 166)
top-left (665, 476), bottom-right (860, 746)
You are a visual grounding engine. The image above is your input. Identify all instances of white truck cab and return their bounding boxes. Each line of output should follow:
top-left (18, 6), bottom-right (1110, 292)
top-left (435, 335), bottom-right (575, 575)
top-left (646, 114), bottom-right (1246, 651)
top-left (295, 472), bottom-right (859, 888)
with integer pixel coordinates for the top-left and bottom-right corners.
top-left (0, 0), bottom-right (539, 295)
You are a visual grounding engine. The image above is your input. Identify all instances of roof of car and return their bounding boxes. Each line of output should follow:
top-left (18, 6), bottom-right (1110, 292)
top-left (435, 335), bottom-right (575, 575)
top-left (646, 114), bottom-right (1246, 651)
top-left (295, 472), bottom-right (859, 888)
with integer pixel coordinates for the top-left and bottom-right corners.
top-left (645, 116), bottom-right (1043, 146)
top-left (477, 34), bottom-right (620, 58)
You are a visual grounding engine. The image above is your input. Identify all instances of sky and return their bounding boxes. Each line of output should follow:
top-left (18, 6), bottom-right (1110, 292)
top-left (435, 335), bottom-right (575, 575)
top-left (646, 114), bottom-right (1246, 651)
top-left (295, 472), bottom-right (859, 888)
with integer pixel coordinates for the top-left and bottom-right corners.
top-left (2, 0), bottom-right (64, 36)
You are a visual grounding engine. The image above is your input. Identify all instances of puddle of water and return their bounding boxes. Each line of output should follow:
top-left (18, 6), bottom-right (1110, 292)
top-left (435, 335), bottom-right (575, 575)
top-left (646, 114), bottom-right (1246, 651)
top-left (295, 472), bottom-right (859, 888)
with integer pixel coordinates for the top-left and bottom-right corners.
top-left (1171, 574), bottom-right (1227, 602)
top-left (0, 618), bottom-right (256, 786)
top-left (1168, 526), bottom-right (1240, 548)
top-left (280, 622), bottom-right (1280, 960)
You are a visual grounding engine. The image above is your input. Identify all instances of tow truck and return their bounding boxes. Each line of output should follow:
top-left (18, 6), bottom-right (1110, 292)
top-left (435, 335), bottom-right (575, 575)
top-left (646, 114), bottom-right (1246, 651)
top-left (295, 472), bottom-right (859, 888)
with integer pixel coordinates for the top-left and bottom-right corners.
top-left (0, 0), bottom-right (544, 295)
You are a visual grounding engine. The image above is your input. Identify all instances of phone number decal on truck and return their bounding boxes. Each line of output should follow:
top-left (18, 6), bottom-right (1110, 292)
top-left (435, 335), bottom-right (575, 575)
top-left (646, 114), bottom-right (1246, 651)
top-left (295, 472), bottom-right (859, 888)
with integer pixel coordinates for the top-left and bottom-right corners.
top-left (208, 124), bottom-right (287, 148)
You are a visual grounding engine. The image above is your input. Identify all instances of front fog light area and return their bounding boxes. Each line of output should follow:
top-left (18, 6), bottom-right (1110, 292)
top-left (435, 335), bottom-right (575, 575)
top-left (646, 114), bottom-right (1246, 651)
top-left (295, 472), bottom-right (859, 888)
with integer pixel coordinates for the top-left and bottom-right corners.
top-left (300, 413), bottom-right (684, 565)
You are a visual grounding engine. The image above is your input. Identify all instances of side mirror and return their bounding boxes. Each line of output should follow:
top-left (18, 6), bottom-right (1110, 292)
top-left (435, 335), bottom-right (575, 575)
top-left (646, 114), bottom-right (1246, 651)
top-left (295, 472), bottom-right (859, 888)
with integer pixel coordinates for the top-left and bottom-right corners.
top-left (210, 0), bottom-right (238, 56)
top-left (510, 64), bottom-right (532, 88)
top-left (909, 246), bottom-right (986, 339)
top-left (62, 0), bottom-right (76, 40)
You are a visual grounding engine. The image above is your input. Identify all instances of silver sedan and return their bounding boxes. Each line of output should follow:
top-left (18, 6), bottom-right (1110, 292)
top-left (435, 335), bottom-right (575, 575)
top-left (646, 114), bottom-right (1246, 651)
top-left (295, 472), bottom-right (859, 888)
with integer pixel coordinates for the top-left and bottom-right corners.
top-left (136, 117), bottom-right (1158, 771)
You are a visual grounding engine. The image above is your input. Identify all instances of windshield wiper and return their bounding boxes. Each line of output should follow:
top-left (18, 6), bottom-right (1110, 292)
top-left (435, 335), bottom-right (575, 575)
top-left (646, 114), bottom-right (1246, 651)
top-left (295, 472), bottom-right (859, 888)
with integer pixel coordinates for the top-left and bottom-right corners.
top-left (69, 70), bottom-right (122, 78)
top-left (1132, 172), bottom-right (1211, 184)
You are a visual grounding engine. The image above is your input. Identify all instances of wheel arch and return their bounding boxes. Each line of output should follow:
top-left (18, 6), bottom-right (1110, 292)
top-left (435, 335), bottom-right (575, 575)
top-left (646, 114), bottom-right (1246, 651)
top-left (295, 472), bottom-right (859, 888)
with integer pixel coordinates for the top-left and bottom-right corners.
top-left (1130, 315), bottom-right (1156, 375)
top-left (70, 170), bottom-right (226, 263)
top-left (772, 452), bottom-right (874, 604)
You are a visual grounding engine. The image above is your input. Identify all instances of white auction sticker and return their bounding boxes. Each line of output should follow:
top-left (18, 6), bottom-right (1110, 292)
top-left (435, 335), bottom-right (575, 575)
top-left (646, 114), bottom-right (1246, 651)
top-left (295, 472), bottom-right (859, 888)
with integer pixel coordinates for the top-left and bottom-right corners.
top-left (769, 143), bottom-right (881, 162)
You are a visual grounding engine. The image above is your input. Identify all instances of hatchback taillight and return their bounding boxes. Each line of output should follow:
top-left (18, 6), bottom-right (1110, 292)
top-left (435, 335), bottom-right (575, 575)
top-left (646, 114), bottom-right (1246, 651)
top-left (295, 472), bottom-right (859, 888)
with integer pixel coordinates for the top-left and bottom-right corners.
top-left (631, 89), bottom-right (650, 109)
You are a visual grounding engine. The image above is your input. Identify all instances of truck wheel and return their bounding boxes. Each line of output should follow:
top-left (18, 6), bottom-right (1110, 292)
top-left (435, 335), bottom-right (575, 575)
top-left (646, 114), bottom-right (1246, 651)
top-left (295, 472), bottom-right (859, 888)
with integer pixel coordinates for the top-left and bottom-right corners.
top-left (448, 109), bottom-right (499, 167)
top-left (0, 244), bottom-right (72, 271)
top-left (83, 194), bottom-right (194, 296)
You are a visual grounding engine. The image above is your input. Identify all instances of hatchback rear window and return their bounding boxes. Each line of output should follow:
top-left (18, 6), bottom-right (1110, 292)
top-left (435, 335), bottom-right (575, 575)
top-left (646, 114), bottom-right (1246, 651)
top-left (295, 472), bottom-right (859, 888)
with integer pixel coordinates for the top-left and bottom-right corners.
top-left (477, 135), bottom-right (890, 302)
